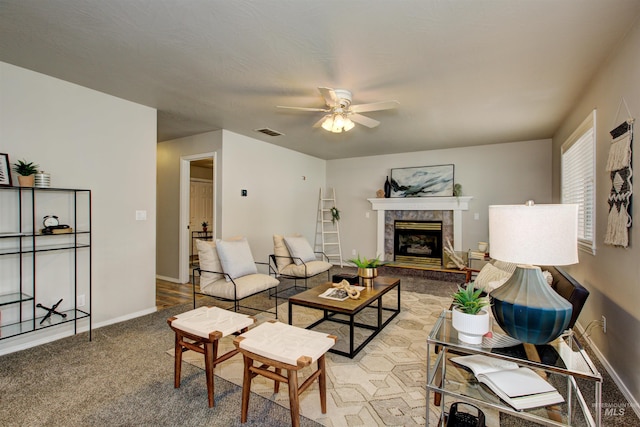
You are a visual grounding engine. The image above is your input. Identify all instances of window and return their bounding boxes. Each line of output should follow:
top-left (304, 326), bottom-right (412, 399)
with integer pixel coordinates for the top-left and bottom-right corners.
top-left (561, 110), bottom-right (596, 254)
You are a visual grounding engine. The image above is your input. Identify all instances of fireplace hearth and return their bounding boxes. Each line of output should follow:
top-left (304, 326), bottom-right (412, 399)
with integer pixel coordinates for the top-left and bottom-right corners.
top-left (394, 220), bottom-right (443, 266)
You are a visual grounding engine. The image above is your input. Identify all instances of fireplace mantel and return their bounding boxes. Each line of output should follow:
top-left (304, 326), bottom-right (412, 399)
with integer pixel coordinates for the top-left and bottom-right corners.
top-left (368, 196), bottom-right (472, 261)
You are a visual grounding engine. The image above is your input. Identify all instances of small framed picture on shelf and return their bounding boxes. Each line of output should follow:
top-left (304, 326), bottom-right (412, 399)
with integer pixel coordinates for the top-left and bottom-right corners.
top-left (0, 153), bottom-right (12, 187)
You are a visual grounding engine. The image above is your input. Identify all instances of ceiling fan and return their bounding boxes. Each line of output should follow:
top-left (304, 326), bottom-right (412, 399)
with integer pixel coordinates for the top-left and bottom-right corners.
top-left (277, 87), bottom-right (399, 133)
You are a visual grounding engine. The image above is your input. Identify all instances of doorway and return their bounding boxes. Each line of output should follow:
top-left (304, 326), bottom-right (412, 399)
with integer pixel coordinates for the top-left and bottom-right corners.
top-left (179, 153), bottom-right (216, 283)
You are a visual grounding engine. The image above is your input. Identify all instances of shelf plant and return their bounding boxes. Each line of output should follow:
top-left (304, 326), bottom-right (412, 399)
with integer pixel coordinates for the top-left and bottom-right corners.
top-left (12, 159), bottom-right (40, 187)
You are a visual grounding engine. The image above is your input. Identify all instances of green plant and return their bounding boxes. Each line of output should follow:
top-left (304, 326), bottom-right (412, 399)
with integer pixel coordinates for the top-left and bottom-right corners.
top-left (12, 159), bottom-right (39, 176)
top-left (330, 206), bottom-right (340, 223)
top-left (452, 283), bottom-right (489, 315)
top-left (453, 183), bottom-right (462, 197)
top-left (201, 221), bottom-right (208, 227)
top-left (347, 254), bottom-right (384, 268)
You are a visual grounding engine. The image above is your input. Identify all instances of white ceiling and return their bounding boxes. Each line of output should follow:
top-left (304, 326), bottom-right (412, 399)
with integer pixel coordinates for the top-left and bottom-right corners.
top-left (2, 0), bottom-right (640, 160)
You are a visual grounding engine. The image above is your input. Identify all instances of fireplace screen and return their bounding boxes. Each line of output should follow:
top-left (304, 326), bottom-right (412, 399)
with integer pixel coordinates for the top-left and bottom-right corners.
top-left (394, 220), bottom-right (443, 266)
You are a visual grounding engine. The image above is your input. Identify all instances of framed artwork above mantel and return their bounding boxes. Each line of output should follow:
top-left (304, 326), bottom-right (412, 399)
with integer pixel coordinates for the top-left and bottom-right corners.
top-left (390, 164), bottom-right (454, 197)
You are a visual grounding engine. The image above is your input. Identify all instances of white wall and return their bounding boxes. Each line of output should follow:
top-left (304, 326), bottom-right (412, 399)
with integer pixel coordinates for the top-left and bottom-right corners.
top-left (552, 17), bottom-right (640, 404)
top-left (326, 139), bottom-right (552, 259)
top-left (220, 130), bottom-right (326, 261)
top-left (156, 130), bottom-right (326, 279)
top-left (0, 62), bottom-right (157, 354)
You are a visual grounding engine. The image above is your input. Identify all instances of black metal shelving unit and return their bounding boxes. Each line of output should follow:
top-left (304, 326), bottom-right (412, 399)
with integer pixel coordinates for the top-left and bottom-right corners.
top-left (0, 186), bottom-right (91, 342)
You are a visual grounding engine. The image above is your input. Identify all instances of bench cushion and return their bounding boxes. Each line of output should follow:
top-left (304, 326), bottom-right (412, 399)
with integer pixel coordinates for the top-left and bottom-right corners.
top-left (171, 306), bottom-right (254, 338)
top-left (238, 321), bottom-right (335, 365)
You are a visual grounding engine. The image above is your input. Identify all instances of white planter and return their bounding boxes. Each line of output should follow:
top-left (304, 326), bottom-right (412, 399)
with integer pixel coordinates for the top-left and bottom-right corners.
top-left (452, 307), bottom-right (490, 345)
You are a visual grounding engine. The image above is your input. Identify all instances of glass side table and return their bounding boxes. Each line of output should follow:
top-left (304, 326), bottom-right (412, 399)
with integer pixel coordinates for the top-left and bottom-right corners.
top-left (426, 310), bottom-right (602, 426)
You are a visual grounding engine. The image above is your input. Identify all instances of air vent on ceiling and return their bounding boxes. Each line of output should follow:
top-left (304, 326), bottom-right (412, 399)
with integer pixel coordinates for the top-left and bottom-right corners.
top-left (254, 128), bottom-right (284, 137)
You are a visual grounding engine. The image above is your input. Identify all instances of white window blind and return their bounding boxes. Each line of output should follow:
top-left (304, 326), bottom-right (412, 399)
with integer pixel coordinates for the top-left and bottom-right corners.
top-left (561, 110), bottom-right (596, 254)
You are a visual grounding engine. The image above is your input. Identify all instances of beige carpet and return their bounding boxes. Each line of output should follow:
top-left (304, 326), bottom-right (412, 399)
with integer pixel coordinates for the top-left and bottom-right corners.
top-left (167, 291), bottom-right (499, 426)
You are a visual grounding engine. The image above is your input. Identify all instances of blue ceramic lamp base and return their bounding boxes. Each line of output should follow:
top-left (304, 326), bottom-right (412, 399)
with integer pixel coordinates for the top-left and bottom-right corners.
top-left (489, 265), bottom-right (573, 345)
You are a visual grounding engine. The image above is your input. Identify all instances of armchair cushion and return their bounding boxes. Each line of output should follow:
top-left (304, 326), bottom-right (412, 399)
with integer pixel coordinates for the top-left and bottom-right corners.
top-left (283, 236), bottom-right (316, 265)
top-left (280, 260), bottom-right (333, 278)
top-left (273, 234), bottom-right (294, 271)
top-left (199, 273), bottom-right (279, 300)
top-left (195, 239), bottom-right (224, 286)
top-left (216, 237), bottom-right (258, 281)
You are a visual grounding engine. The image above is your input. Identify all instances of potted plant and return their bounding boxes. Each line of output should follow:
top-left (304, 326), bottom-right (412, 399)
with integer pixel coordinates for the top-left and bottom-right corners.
top-left (348, 254), bottom-right (384, 287)
top-left (12, 159), bottom-right (39, 187)
top-left (451, 283), bottom-right (491, 344)
top-left (201, 221), bottom-right (209, 232)
top-left (329, 206), bottom-right (340, 223)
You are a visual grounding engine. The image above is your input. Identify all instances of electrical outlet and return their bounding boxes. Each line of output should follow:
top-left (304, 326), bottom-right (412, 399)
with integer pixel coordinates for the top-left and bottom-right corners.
top-left (601, 315), bottom-right (606, 333)
top-left (78, 294), bottom-right (85, 307)
top-left (352, 249), bottom-right (357, 256)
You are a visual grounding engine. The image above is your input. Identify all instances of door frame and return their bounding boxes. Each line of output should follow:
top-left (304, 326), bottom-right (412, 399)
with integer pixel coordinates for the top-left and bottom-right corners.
top-left (179, 152), bottom-right (216, 283)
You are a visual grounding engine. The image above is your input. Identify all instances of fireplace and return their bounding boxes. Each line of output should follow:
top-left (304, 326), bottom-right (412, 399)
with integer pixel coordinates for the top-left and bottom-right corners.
top-left (394, 220), bottom-right (443, 266)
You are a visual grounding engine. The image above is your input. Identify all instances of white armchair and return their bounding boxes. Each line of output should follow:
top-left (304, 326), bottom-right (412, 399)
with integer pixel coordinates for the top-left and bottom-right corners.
top-left (269, 234), bottom-right (332, 292)
top-left (193, 237), bottom-right (280, 316)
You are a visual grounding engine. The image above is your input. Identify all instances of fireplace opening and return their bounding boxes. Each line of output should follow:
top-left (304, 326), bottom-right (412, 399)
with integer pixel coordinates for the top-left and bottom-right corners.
top-left (394, 220), bottom-right (443, 266)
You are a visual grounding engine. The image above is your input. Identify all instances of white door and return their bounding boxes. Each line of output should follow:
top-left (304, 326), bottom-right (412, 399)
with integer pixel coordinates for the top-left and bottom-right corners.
top-left (190, 179), bottom-right (214, 232)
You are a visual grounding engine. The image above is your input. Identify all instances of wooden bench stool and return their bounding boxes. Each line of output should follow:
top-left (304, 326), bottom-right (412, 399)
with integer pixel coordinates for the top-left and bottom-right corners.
top-left (233, 320), bottom-right (336, 427)
top-left (167, 306), bottom-right (255, 407)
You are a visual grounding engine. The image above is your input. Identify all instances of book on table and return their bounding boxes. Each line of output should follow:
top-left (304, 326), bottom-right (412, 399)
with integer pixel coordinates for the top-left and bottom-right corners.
top-left (451, 354), bottom-right (564, 410)
top-left (319, 286), bottom-right (365, 301)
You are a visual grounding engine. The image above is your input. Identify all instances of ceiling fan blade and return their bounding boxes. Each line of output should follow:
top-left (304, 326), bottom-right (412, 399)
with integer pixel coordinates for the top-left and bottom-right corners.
top-left (277, 105), bottom-right (329, 112)
top-left (350, 113), bottom-right (380, 128)
top-left (350, 100), bottom-right (400, 113)
top-left (318, 87), bottom-right (338, 107)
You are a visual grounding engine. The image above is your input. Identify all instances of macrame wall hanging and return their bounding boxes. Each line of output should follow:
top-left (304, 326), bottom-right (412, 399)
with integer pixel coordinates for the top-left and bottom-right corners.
top-left (604, 100), bottom-right (634, 247)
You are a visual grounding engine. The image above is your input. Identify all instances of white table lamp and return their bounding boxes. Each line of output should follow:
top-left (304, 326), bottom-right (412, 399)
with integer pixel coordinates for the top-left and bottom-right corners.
top-left (488, 201), bottom-right (579, 344)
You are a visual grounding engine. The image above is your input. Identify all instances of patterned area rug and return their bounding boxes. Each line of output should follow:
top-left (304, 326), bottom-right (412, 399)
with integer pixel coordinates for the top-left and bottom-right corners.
top-left (167, 291), bottom-right (498, 426)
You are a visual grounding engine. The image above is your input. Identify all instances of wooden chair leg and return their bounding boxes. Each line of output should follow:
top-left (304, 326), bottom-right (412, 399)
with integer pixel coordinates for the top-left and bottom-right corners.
top-left (241, 355), bottom-right (253, 423)
top-left (174, 333), bottom-right (182, 389)
top-left (204, 341), bottom-right (215, 408)
top-left (287, 369), bottom-right (301, 427)
top-left (318, 355), bottom-right (327, 413)
top-left (274, 367), bottom-right (281, 393)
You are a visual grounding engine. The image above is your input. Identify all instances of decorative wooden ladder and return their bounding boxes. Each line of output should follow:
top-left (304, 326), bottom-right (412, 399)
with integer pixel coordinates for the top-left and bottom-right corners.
top-left (315, 188), bottom-right (343, 267)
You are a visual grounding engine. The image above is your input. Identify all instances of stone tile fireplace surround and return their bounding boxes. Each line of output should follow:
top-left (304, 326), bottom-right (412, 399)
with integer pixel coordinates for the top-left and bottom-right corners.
top-left (368, 197), bottom-right (472, 263)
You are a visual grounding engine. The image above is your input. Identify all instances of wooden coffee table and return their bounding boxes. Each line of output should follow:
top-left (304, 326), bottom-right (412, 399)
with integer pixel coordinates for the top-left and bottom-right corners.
top-left (288, 276), bottom-right (401, 358)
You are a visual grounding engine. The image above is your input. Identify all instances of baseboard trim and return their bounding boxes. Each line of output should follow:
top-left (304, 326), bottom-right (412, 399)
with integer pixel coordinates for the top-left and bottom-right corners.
top-left (156, 274), bottom-right (182, 283)
top-left (92, 307), bottom-right (158, 330)
top-left (575, 322), bottom-right (640, 419)
top-left (0, 307), bottom-right (158, 356)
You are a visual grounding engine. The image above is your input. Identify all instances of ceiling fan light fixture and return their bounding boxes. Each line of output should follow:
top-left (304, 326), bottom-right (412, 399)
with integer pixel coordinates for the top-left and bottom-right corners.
top-left (321, 115), bottom-right (334, 131)
top-left (343, 117), bottom-right (355, 131)
top-left (321, 113), bottom-right (354, 133)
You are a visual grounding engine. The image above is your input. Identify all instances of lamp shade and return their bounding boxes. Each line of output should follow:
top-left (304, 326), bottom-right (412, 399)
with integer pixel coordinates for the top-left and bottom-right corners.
top-left (488, 202), bottom-right (579, 344)
top-left (489, 203), bottom-right (579, 266)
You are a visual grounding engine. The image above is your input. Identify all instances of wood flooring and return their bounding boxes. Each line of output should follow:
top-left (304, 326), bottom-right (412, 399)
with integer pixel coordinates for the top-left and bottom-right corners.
top-left (156, 279), bottom-right (194, 310)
